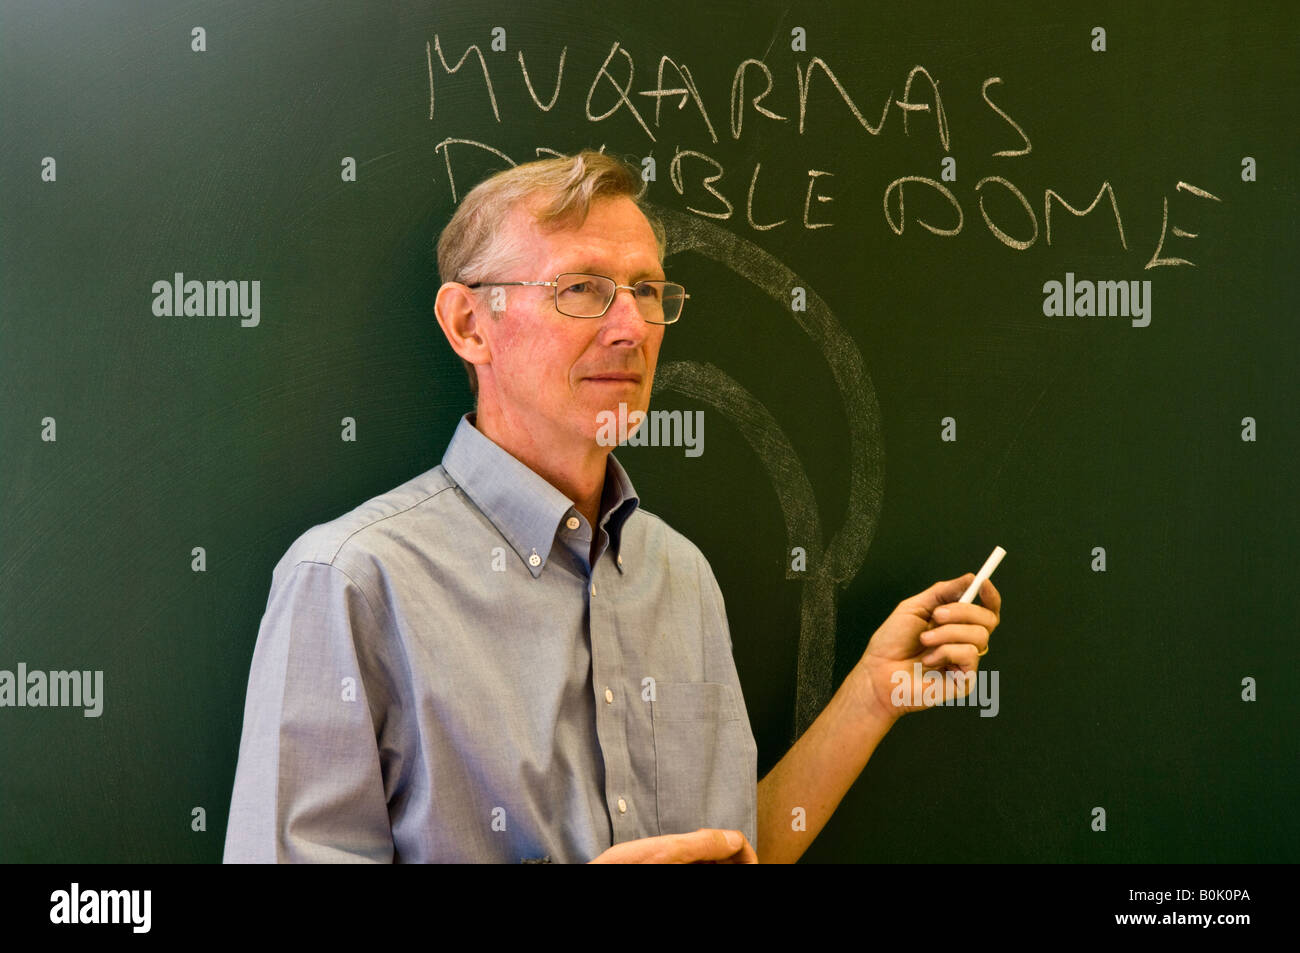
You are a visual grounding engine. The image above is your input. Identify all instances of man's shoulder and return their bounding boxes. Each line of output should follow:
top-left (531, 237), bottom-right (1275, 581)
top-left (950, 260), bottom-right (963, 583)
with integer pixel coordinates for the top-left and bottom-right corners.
top-left (624, 505), bottom-right (719, 583)
top-left (626, 506), bottom-right (733, 643)
top-left (273, 464), bottom-right (460, 582)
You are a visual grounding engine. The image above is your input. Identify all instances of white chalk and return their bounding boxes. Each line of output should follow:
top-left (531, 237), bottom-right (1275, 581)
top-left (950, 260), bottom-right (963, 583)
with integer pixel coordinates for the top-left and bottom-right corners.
top-left (959, 546), bottom-right (1006, 603)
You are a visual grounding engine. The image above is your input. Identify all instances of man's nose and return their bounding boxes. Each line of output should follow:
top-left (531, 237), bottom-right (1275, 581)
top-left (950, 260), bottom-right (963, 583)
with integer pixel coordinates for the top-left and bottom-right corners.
top-left (601, 287), bottom-right (649, 340)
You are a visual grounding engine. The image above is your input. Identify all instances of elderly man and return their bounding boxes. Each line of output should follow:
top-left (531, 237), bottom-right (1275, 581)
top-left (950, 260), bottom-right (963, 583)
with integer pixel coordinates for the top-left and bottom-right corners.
top-left (223, 150), bottom-right (1000, 863)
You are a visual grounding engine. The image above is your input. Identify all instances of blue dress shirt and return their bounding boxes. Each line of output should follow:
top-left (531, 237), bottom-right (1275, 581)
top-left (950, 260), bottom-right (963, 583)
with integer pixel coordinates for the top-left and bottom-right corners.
top-left (223, 412), bottom-right (757, 862)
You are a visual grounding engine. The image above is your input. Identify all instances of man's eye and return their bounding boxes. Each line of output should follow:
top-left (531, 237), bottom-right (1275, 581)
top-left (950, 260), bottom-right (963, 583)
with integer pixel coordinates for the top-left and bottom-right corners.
top-left (635, 283), bottom-right (662, 299)
top-left (560, 281), bottom-right (592, 295)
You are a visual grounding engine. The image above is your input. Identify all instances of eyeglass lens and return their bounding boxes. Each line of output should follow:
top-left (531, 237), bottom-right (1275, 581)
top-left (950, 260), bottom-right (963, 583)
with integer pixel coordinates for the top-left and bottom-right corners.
top-left (555, 273), bottom-right (685, 324)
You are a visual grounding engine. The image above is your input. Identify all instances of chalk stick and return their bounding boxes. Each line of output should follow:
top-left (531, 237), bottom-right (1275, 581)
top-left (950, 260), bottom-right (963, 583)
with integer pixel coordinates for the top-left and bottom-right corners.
top-left (959, 546), bottom-right (1006, 603)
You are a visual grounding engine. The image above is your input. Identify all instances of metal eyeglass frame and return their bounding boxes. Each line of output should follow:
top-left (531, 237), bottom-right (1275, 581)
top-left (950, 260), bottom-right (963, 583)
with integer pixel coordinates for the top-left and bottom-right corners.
top-left (465, 273), bottom-right (689, 325)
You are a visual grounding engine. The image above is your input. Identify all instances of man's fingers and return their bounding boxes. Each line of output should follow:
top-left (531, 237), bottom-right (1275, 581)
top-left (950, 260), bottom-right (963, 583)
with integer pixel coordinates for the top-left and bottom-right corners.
top-left (590, 829), bottom-right (757, 863)
top-left (725, 833), bottom-right (759, 863)
top-left (682, 828), bottom-right (755, 863)
top-left (911, 575), bottom-right (1004, 624)
top-left (920, 622), bottom-right (990, 656)
top-left (920, 642), bottom-right (981, 671)
top-left (908, 573), bottom-right (976, 616)
top-left (981, 577), bottom-right (1002, 612)
top-left (931, 601), bottom-right (999, 632)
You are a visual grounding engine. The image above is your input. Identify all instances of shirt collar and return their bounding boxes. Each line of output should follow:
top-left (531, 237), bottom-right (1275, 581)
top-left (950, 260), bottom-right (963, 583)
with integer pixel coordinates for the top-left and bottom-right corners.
top-left (441, 412), bottom-right (640, 577)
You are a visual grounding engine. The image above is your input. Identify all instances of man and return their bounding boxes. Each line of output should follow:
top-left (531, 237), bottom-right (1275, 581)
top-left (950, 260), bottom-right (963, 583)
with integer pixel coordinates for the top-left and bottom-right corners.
top-left (223, 150), bottom-right (1001, 863)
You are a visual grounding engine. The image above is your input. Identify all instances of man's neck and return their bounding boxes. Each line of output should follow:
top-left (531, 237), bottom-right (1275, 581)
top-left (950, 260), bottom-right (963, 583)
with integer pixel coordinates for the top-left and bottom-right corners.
top-left (470, 407), bottom-right (608, 534)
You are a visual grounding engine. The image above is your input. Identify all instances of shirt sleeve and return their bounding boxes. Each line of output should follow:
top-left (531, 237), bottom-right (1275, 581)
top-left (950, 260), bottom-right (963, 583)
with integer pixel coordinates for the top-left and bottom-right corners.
top-left (223, 560), bottom-right (395, 863)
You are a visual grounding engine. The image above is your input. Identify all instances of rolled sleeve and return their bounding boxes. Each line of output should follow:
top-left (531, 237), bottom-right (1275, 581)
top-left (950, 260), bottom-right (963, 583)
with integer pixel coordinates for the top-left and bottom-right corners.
top-left (224, 560), bottom-right (394, 863)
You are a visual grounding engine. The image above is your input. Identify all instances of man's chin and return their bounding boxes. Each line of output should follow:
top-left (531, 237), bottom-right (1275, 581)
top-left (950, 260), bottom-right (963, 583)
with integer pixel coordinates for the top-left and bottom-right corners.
top-left (585, 397), bottom-right (649, 449)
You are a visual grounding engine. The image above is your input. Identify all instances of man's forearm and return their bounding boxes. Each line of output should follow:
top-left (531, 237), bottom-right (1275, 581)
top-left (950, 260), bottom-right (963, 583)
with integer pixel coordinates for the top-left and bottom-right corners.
top-left (756, 663), bottom-right (899, 863)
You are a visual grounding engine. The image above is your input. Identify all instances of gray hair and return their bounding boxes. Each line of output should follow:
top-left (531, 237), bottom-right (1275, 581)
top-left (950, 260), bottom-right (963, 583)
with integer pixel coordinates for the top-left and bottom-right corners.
top-left (435, 150), bottom-right (666, 397)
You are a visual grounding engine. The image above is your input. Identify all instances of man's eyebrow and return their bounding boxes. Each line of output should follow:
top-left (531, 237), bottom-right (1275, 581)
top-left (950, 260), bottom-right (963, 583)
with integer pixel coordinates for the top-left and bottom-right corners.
top-left (564, 263), bottom-right (666, 281)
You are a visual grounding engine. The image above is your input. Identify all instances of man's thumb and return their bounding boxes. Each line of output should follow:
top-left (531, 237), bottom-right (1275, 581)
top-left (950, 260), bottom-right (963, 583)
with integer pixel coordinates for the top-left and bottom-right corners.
top-left (916, 573), bottom-right (974, 611)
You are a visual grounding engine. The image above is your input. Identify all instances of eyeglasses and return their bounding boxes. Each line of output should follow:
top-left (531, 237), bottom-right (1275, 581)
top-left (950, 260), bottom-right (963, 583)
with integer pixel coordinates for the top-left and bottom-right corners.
top-left (466, 273), bottom-right (689, 325)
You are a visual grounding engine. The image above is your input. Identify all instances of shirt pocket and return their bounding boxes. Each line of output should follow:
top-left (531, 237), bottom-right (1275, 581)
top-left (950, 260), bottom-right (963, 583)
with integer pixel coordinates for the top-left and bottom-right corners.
top-left (651, 681), bottom-right (754, 838)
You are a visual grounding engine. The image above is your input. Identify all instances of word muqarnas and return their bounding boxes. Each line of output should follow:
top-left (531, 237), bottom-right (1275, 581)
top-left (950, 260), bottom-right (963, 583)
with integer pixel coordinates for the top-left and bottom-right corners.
top-left (426, 36), bottom-right (1222, 268)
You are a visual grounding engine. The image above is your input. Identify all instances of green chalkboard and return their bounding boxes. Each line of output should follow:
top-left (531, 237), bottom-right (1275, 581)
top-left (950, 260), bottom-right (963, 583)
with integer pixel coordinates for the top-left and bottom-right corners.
top-left (2, 0), bottom-right (1297, 863)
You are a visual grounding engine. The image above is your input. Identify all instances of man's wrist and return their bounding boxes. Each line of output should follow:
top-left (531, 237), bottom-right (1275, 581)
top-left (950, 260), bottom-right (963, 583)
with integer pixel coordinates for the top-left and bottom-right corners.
top-left (847, 659), bottom-right (906, 731)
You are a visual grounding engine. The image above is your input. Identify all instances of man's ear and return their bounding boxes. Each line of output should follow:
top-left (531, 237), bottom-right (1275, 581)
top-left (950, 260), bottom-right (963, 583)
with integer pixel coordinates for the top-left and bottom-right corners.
top-left (435, 282), bottom-right (491, 370)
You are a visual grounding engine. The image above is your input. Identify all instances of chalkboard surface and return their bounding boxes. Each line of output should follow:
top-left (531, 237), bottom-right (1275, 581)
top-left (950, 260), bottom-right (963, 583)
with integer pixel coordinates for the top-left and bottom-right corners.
top-left (2, 0), bottom-right (1297, 863)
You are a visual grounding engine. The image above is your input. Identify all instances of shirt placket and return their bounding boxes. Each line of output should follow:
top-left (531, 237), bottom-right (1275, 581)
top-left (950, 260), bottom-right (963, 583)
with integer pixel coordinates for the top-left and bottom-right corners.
top-left (580, 525), bottom-right (638, 844)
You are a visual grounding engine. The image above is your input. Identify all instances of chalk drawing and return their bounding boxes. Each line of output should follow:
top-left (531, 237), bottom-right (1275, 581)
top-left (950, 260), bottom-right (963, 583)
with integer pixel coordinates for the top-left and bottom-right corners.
top-left (650, 206), bottom-right (885, 738)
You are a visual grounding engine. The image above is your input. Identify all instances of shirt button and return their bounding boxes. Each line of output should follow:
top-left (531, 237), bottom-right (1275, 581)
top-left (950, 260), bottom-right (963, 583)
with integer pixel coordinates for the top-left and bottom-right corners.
top-left (617, 798), bottom-right (627, 814)
top-left (604, 688), bottom-right (614, 704)
top-left (590, 582), bottom-right (596, 597)
top-left (528, 553), bottom-right (541, 567)
top-left (565, 516), bottom-right (580, 530)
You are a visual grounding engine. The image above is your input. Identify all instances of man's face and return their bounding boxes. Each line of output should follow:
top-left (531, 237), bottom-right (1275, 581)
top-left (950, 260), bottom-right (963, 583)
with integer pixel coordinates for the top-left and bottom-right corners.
top-left (480, 194), bottom-right (666, 447)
